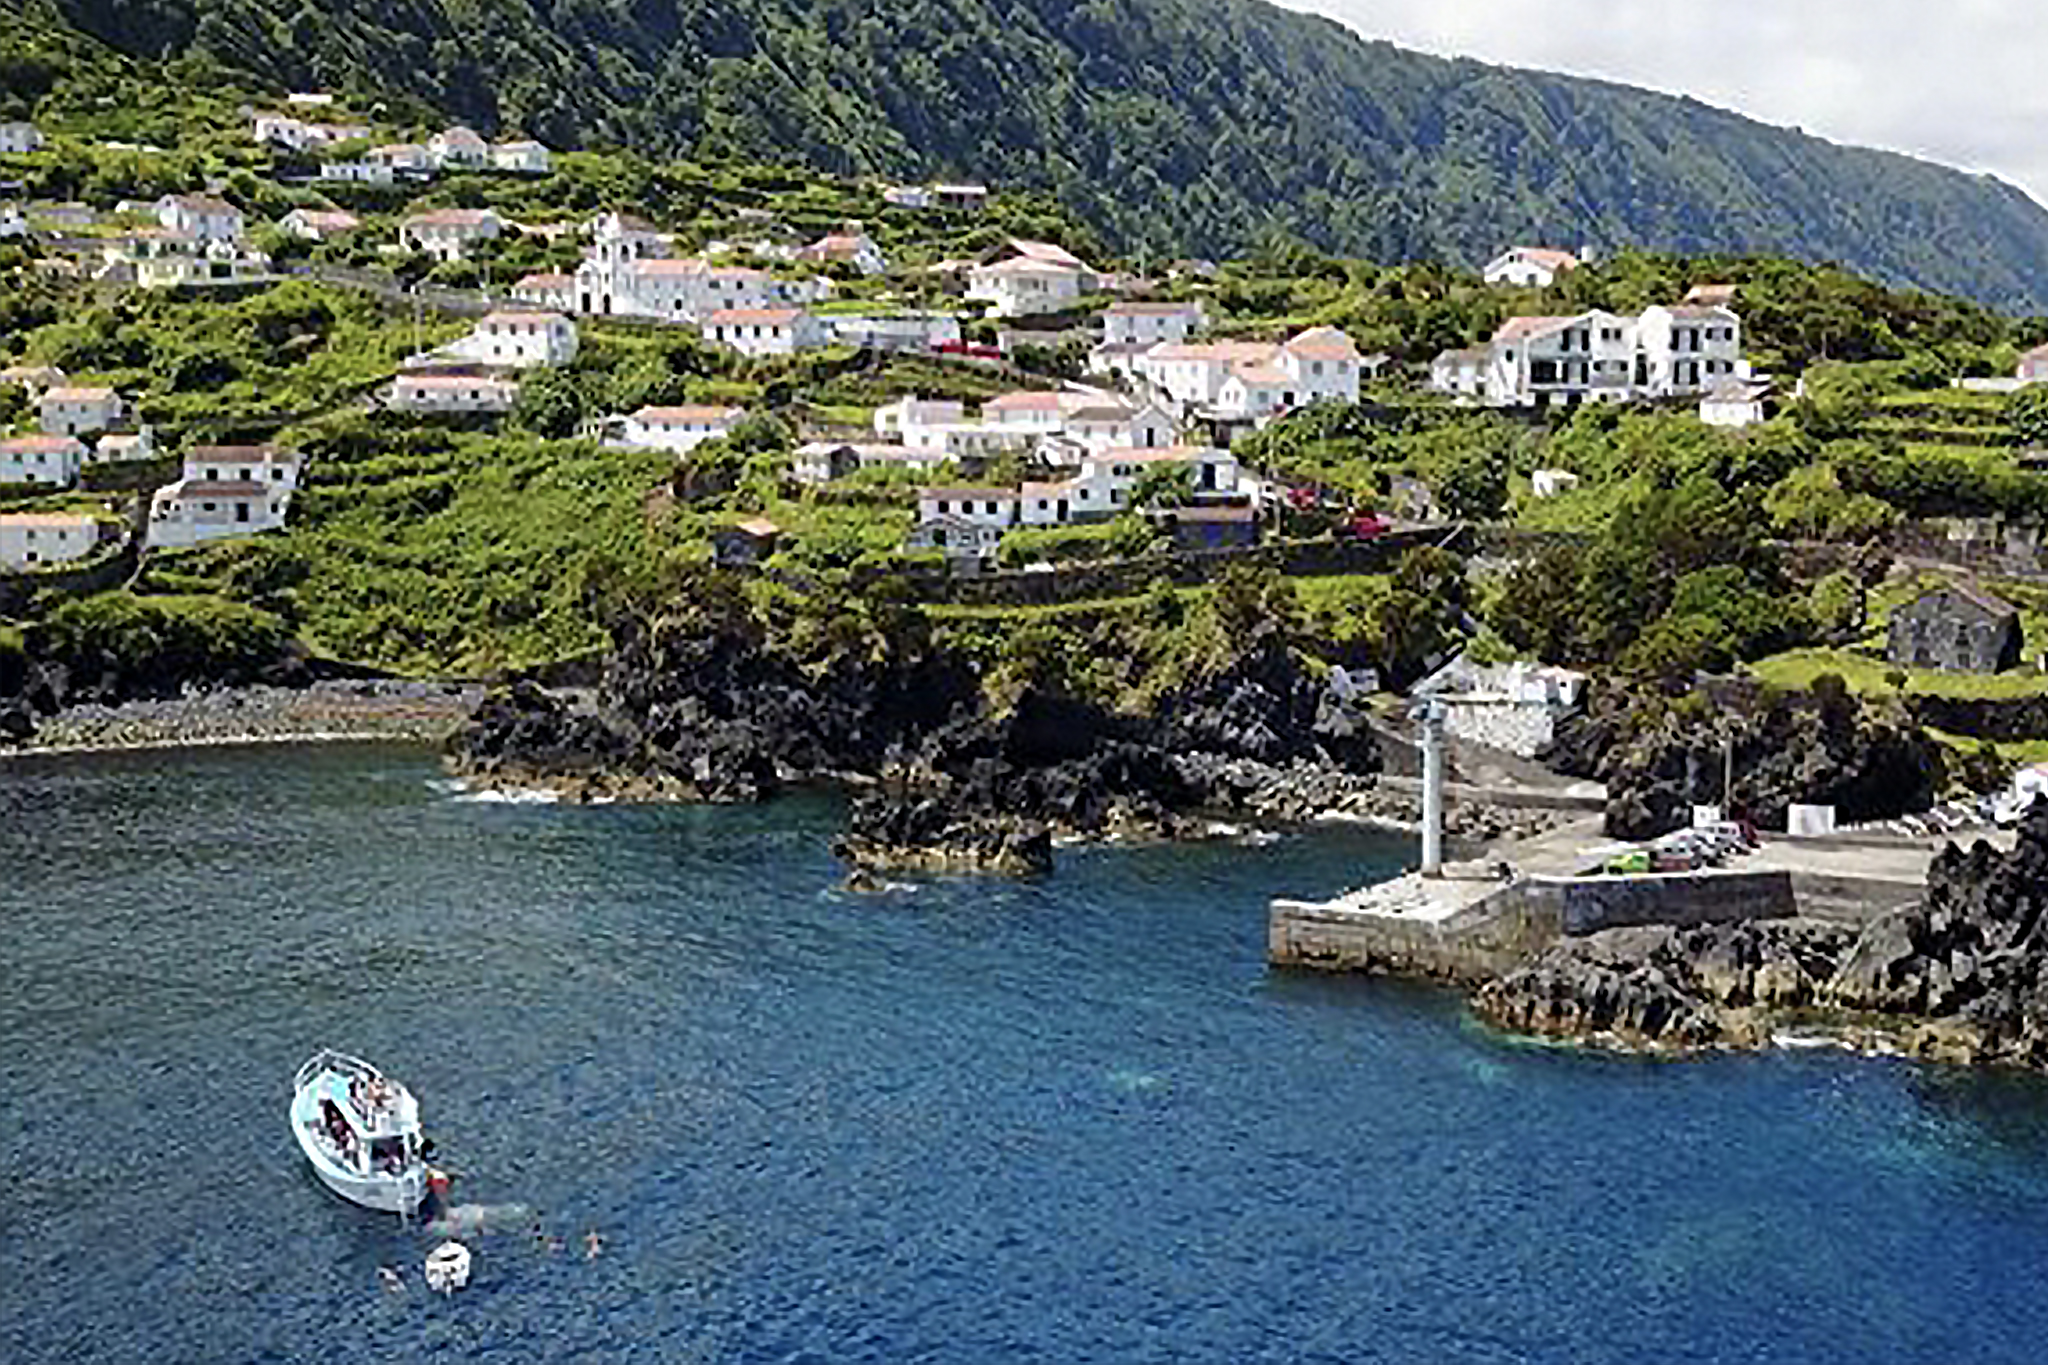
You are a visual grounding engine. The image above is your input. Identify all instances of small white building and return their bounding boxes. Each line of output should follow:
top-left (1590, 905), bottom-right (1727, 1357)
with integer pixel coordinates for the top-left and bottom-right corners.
top-left (464, 310), bottom-right (579, 368)
top-left (147, 479), bottom-right (291, 548)
top-left (968, 258), bottom-right (1088, 318)
top-left (1482, 246), bottom-right (1581, 289)
top-left (1063, 400), bottom-right (1177, 453)
top-left (1, 364), bottom-right (64, 395)
top-left (606, 405), bottom-right (746, 453)
top-left (490, 140), bottom-right (552, 174)
top-left (0, 202), bottom-right (25, 239)
top-left (388, 372), bottom-right (519, 414)
top-left (1102, 300), bottom-right (1205, 348)
top-left (399, 208), bottom-right (502, 261)
top-left (700, 307), bottom-right (825, 357)
top-left (874, 397), bottom-right (967, 442)
top-left (156, 194), bottom-right (244, 242)
top-left (1530, 469), bottom-right (1581, 499)
top-left (39, 385), bottom-right (125, 438)
top-left (367, 143), bottom-right (435, 174)
top-left (0, 121), bottom-right (45, 155)
top-left (0, 434), bottom-right (85, 487)
top-left (1429, 347), bottom-right (1488, 400)
top-left (91, 428), bottom-right (157, 463)
top-left (907, 488), bottom-right (1020, 556)
top-left (1638, 304), bottom-right (1745, 397)
top-left (278, 208), bottom-right (360, 241)
top-left (1700, 380), bottom-right (1770, 429)
top-left (428, 126), bottom-right (491, 170)
top-left (109, 230), bottom-right (270, 289)
top-left (796, 227), bottom-right (886, 275)
top-left (2018, 345), bottom-right (2048, 385)
top-left (823, 312), bottom-right (961, 352)
top-left (317, 159), bottom-right (394, 186)
top-left (610, 258), bottom-right (773, 322)
top-left (981, 390), bottom-right (1073, 432)
top-left (0, 512), bottom-right (104, 571)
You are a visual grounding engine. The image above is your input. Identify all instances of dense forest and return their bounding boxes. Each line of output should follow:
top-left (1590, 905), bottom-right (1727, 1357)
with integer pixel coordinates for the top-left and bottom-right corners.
top-left (15, 0), bottom-right (2048, 312)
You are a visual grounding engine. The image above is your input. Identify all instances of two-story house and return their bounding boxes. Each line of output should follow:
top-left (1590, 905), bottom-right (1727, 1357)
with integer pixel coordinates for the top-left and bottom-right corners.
top-left (1102, 301), bottom-right (1207, 349)
top-left (156, 194), bottom-right (244, 242)
top-left (467, 311), bottom-right (579, 368)
top-left (0, 434), bottom-right (85, 488)
top-left (1482, 246), bottom-right (1581, 288)
top-left (700, 308), bottom-right (825, 357)
top-left (39, 385), bottom-right (126, 438)
top-left (1637, 305), bottom-right (1745, 397)
top-left (399, 208), bottom-right (502, 261)
top-left (0, 512), bottom-right (105, 570)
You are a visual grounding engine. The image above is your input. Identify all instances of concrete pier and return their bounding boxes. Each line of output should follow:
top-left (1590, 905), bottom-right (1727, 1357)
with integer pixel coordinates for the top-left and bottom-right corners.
top-left (1270, 824), bottom-right (1974, 980)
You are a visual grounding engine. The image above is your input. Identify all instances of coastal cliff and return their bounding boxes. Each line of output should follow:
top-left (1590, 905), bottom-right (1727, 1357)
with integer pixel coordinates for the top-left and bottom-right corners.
top-left (447, 586), bottom-right (1382, 870)
top-left (1475, 806), bottom-right (2048, 1066)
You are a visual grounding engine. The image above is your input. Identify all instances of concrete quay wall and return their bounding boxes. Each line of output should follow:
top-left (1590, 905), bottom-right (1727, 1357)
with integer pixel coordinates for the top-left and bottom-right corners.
top-left (1269, 882), bottom-right (1563, 984)
top-left (1549, 870), bottom-right (1798, 935)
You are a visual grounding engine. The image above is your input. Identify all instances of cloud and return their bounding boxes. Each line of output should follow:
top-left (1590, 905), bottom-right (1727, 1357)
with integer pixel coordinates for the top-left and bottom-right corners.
top-left (1283, 0), bottom-right (2048, 205)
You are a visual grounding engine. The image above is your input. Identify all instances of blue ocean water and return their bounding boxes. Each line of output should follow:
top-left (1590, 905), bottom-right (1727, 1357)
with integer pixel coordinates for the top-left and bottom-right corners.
top-left (6, 744), bottom-right (2048, 1364)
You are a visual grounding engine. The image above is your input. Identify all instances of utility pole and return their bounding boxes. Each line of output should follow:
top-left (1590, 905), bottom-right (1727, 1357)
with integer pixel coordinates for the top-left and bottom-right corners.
top-left (1420, 700), bottom-right (1446, 877)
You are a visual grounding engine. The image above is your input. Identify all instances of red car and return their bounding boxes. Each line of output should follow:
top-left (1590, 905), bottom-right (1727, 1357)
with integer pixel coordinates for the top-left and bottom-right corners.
top-left (1348, 512), bottom-right (1392, 540)
top-left (932, 340), bottom-right (1002, 358)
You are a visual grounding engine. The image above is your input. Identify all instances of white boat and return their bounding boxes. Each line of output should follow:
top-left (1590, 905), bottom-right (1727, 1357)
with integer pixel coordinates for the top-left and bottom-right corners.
top-left (424, 1241), bottom-right (472, 1294)
top-left (290, 1050), bottom-right (428, 1214)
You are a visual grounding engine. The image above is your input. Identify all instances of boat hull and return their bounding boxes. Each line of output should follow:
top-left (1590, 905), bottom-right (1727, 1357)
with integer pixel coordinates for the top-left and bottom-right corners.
top-left (289, 1059), bottom-right (426, 1215)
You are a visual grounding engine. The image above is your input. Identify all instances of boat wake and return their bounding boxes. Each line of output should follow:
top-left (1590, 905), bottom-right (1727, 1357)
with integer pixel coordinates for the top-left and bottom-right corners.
top-left (422, 1202), bottom-right (536, 1238)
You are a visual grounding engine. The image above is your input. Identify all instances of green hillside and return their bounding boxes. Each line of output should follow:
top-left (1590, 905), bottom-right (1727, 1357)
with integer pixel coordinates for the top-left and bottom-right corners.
top-left (14, 0), bottom-right (2048, 313)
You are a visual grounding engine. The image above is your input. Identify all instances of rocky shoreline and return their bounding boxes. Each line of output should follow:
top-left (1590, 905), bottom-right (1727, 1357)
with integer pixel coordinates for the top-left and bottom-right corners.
top-left (0, 681), bottom-right (480, 756)
top-left (1472, 808), bottom-right (2048, 1069)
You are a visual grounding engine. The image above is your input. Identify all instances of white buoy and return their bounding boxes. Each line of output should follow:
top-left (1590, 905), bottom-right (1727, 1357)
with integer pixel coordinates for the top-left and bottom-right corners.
top-left (423, 1240), bottom-right (472, 1294)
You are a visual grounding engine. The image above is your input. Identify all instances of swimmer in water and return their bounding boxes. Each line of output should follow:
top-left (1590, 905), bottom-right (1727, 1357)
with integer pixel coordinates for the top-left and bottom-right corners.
top-left (583, 1229), bottom-right (603, 1261)
top-left (377, 1266), bottom-right (405, 1294)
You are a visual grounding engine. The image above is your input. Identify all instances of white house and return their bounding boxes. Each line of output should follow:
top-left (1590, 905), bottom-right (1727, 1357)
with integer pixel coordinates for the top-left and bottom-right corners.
top-left (1429, 347), bottom-right (1489, 401)
top-left (490, 140), bottom-right (552, 175)
top-left (610, 258), bottom-right (773, 322)
top-left (39, 385), bottom-right (125, 438)
top-left (156, 194), bottom-right (244, 242)
top-left (1269, 327), bottom-right (1363, 408)
top-left (874, 397), bottom-right (966, 442)
top-left (700, 307), bottom-right (825, 357)
top-left (1132, 340), bottom-right (1276, 410)
top-left (1103, 300), bottom-right (1205, 348)
top-left (606, 405), bottom-right (746, 454)
top-left (0, 512), bottom-right (103, 571)
top-left (968, 258), bottom-right (1088, 318)
top-left (2018, 345), bottom-right (2048, 385)
top-left (92, 428), bottom-right (157, 463)
top-left (428, 126), bottom-right (491, 170)
top-left (0, 121), bottom-right (45, 155)
top-left (1, 364), bottom-right (64, 395)
top-left (464, 310), bottom-right (579, 368)
top-left (0, 201), bottom-right (25, 239)
top-left (367, 143), bottom-right (435, 174)
top-left (0, 434), bottom-right (85, 487)
top-left (796, 227), bottom-right (886, 275)
top-left (252, 112), bottom-right (371, 152)
top-left (399, 207), bottom-right (502, 261)
top-left (1530, 469), bottom-right (1581, 499)
top-left (932, 184), bottom-right (989, 211)
top-left (823, 312), bottom-right (961, 352)
top-left (317, 159), bottom-right (394, 186)
top-left (512, 272), bottom-right (576, 312)
top-left (1482, 246), bottom-right (1581, 288)
top-left (967, 240), bottom-right (1096, 317)
top-left (1638, 305), bottom-right (1745, 397)
top-left (791, 441), bottom-right (951, 485)
top-left (279, 208), bottom-right (360, 241)
top-left (388, 372), bottom-right (519, 413)
top-left (107, 230), bottom-right (270, 289)
top-left (1701, 380), bottom-right (1771, 429)
top-left (147, 479), bottom-right (291, 549)
top-left (981, 390), bottom-right (1074, 432)
top-left (1129, 327), bottom-right (1362, 423)
top-left (908, 487), bottom-right (1020, 557)
top-left (1062, 400), bottom-right (1177, 453)
top-left (177, 444), bottom-right (302, 494)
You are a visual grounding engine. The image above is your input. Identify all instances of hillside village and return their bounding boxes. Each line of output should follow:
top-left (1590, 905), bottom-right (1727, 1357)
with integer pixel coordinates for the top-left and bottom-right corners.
top-left (5, 81), bottom-right (2048, 820)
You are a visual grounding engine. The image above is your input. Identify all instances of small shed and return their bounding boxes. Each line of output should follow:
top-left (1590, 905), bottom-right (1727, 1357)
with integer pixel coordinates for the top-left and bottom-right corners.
top-left (712, 518), bottom-right (780, 568)
top-left (1887, 581), bottom-right (2023, 674)
top-left (1167, 504), bottom-right (1260, 551)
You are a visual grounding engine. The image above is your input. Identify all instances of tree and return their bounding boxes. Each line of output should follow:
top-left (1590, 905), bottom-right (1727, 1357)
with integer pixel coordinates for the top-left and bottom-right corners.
top-left (509, 366), bottom-right (587, 438)
top-left (2009, 386), bottom-right (2048, 447)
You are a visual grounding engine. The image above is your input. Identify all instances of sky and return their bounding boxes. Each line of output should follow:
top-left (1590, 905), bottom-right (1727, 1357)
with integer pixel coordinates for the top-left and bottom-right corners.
top-left (1286, 0), bottom-right (2048, 207)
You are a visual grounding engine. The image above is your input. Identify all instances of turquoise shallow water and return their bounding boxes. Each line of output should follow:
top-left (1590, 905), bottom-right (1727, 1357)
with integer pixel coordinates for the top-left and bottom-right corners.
top-left (6, 743), bottom-right (2048, 1363)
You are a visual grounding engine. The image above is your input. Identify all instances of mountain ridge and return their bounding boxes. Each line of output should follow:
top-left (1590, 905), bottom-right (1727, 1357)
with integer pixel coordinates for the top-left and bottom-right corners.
top-left (19, 0), bottom-right (2048, 312)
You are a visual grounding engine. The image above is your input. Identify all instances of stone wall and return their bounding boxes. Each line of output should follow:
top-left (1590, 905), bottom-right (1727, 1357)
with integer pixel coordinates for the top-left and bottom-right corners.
top-left (907, 528), bottom-right (1464, 608)
top-left (1547, 870), bottom-right (1797, 935)
top-left (0, 543), bottom-right (138, 617)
